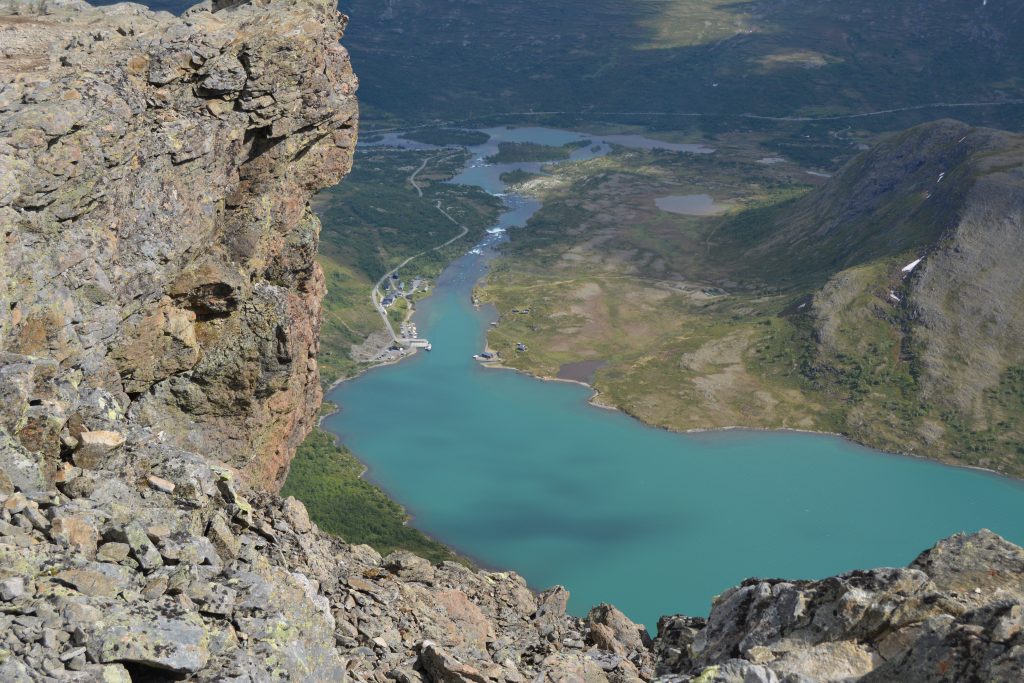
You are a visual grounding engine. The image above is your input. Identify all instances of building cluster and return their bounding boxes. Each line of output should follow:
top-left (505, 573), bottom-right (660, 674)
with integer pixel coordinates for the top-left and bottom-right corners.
top-left (382, 274), bottom-right (429, 308)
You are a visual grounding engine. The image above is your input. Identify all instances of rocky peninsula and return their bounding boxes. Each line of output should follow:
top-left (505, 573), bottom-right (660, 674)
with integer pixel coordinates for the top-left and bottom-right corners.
top-left (0, 1), bottom-right (1021, 681)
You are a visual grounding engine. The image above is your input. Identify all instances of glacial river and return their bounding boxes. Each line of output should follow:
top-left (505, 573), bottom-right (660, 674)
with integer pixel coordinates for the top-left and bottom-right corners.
top-left (324, 127), bottom-right (1024, 629)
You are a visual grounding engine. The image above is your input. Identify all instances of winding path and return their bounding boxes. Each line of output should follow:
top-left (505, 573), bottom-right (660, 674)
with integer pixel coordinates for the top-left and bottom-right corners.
top-left (369, 151), bottom-right (470, 347)
top-left (363, 96), bottom-right (1024, 346)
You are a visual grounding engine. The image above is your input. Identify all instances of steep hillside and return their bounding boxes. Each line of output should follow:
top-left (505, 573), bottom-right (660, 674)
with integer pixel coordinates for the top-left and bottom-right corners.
top-left (479, 120), bottom-right (1024, 476)
top-left (1, 2), bottom-right (1023, 682)
top-left (714, 120), bottom-right (999, 287)
top-left (800, 122), bottom-right (1024, 474)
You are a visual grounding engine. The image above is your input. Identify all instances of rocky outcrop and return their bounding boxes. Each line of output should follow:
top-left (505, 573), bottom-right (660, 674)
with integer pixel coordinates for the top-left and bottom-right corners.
top-left (0, 447), bottom-right (1021, 681)
top-left (1, 0), bottom-right (357, 490)
top-left (1, 2), bottom-right (1022, 682)
top-left (654, 529), bottom-right (1024, 683)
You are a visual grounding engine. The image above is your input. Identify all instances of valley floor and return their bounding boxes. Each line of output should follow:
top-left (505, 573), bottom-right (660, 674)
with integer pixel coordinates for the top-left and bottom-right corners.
top-left (474, 125), bottom-right (1024, 478)
top-left (307, 118), bottom-right (1024, 561)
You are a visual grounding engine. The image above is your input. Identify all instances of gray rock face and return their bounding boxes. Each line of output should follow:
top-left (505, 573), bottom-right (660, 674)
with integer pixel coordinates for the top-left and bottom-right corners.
top-left (0, 0), bottom-right (358, 490)
top-left (0, 2), bottom-right (1021, 683)
top-left (85, 598), bottom-right (210, 674)
top-left (653, 530), bottom-right (1024, 682)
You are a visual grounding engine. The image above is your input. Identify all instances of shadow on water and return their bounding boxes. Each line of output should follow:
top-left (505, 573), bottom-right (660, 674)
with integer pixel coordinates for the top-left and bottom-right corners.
top-left (325, 127), bottom-right (1024, 629)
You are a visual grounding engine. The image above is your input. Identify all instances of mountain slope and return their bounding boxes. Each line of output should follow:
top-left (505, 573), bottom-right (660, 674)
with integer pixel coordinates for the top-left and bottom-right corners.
top-left (480, 120), bottom-right (1024, 476)
top-left (713, 120), bottom-right (997, 287)
top-left (785, 121), bottom-right (1024, 473)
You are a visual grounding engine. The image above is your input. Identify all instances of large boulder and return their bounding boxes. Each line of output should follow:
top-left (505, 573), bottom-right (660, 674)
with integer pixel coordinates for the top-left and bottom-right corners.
top-left (84, 598), bottom-right (210, 674)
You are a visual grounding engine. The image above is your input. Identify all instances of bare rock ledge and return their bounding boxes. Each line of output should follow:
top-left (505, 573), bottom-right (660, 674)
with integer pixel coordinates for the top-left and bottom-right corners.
top-left (1, 1), bottom-right (1022, 682)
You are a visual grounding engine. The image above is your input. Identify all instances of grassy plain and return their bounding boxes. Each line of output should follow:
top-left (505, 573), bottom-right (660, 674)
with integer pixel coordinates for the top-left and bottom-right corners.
top-left (480, 142), bottom-right (830, 430)
top-left (479, 127), bottom-right (1024, 477)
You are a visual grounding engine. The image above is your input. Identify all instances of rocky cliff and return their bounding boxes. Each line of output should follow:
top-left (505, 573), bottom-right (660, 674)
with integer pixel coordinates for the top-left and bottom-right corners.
top-left (1, 0), bottom-right (357, 490)
top-left (1, 1), bottom-right (1022, 682)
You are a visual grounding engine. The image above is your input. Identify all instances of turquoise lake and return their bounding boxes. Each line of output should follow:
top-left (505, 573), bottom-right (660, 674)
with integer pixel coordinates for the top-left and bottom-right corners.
top-left (325, 127), bottom-right (1024, 630)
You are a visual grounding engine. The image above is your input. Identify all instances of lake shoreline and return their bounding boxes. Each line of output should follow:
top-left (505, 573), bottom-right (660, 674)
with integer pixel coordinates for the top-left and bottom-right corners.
top-left (319, 121), bottom-right (1022, 514)
top-left (314, 125), bottom-right (1024, 626)
top-left (314, 395), bottom-right (502, 572)
top-left (325, 350), bottom-right (1022, 509)
top-left (472, 357), bottom-right (1022, 485)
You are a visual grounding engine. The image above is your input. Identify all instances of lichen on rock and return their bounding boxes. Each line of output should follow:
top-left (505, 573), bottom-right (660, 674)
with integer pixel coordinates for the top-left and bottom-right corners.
top-left (1, 0), bottom-right (357, 490)
top-left (1, 1), bottom-right (1023, 682)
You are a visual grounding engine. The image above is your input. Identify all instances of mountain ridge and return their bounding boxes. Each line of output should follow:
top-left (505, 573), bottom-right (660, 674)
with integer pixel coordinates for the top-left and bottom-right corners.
top-left (793, 121), bottom-right (1024, 474)
top-left (0, 1), bottom-right (1021, 682)
top-left (477, 118), bottom-right (1024, 477)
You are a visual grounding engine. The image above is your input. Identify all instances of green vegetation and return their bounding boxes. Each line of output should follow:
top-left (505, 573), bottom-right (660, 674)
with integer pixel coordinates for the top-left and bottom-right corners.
top-left (981, 366), bottom-right (1024, 461)
top-left (709, 121), bottom-right (977, 289)
top-left (345, 0), bottom-right (1024, 135)
top-left (485, 140), bottom-right (589, 164)
top-left (499, 169), bottom-right (543, 186)
top-left (282, 429), bottom-right (461, 564)
top-left (387, 297), bottom-right (409, 326)
top-left (480, 142), bottom-right (825, 429)
top-left (479, 123), bottom-right (1024, 477)
top-left (317, 254), bottom-right (382, 387)
top-left (314, 147), bottom-right (502, 384)
top-left (400, 128), bottom-right (491, 146)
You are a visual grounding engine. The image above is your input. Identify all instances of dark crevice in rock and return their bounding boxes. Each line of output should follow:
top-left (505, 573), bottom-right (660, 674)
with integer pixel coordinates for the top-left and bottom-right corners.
top-left (274, 324), bottom-right (290, 364)
top-left (120, 662), bottom-right (187, 682)
top-left (241, 124), bottom-right (278, 165)
top-left (291, 131), bottom-right (330, 162)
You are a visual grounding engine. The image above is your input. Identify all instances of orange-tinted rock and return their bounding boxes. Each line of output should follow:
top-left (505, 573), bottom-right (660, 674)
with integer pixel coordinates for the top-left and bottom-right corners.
top-left (1, 0), bottom-right (357, 491)
top-left (74, 431), bottom-right (125, 469)
top-left (50, 515), bottom-right (100, 559)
